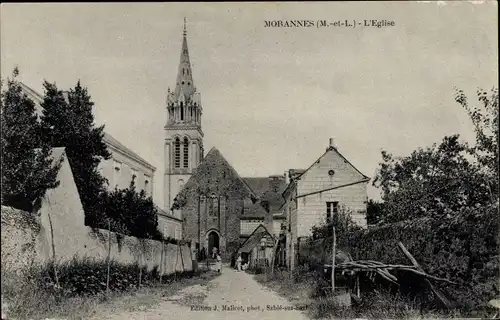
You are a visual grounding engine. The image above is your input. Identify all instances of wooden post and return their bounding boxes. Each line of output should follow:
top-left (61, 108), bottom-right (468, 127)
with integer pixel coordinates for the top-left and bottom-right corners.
top-left (355, 274), bottom-right (360, 298)
top-left (106, 219), bottom-right (111, 295)
top-left (270, 237), bottom-right (279, 274)
top-left (332, 226), bottom-right (336, 293)
top-left (159, 241), bottom-right (164, 284)
top-left (138, 241), bottom-right (144, 288)
top-left (397, 242), bottom-right (452, 309)
top-left (179, 244), bottom-right (185, 272)
top-left (297, 237), bottom-right (301, 266)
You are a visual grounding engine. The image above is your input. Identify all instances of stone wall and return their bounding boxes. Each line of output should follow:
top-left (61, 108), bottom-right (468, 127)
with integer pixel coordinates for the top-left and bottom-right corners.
top-left (1, 205), bottom-right (192, 275)
top-left (1, 148), bottom-right (192, 275)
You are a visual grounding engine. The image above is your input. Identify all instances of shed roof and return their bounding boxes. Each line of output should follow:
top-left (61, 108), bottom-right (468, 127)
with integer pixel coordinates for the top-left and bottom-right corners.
top-left (238, 224), bottom-right (274, 253)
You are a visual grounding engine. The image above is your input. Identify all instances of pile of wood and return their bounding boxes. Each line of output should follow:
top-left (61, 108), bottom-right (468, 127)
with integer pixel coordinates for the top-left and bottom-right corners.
top-left (324, 241), bottom-right (456, 309)
top-left (325, 260), bottom-right (457, 286)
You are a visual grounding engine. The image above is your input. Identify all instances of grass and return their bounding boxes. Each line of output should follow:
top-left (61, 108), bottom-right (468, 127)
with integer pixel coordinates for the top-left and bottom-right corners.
top-left (1, 262), bottom-right (219, 320)
top-left (253, 268), bottom-right (466, 320)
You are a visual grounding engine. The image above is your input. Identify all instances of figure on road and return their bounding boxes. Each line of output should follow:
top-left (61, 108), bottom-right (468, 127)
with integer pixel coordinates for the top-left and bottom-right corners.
top-left (216, 253), bottom-right (222, 273)
top-left (236, 253), bottom-right (242, 271)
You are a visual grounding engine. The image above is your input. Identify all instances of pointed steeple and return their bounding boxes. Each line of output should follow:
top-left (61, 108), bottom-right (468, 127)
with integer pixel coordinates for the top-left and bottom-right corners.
top-left (174, 17), bottom-right (195, 101)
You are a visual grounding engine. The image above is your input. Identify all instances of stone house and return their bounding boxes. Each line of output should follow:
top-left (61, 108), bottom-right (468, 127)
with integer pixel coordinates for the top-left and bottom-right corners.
top-left (283, 138), bottom-right (370, 270)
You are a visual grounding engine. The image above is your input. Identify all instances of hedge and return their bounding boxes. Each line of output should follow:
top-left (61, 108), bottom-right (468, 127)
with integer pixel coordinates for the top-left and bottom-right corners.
top-left (300, 204), bottom-right (499, 311)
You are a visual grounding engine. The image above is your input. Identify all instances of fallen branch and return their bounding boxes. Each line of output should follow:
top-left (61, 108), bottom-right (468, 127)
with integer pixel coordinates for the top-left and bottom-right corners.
top-left (397, 241), bottom-right (454, 309)
top-left (324, 261), bottom-right (457, 284)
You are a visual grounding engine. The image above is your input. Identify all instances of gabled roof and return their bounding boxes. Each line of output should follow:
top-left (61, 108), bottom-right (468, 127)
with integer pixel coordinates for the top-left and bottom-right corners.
top-left (296, 146), bottom-right (369, 182)
top-left (103, 132), bottom-right (156, 171)
top-left (173, 147), bottom-right (257, 208)
top-left (238, 224), bottom-right (274, 254)
top-left (282, 147), bottom-right (370, 200)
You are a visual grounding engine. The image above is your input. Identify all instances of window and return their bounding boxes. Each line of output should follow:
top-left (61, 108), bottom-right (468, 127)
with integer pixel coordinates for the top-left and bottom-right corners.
top-left (183, 137), bottom-right (189, 168)
top-left (326, 201), bottom-right (338, 223)
top-left (144, 176), bottom-right (151, 196)
top-left (174, 138), bottom-right (181, 168)
top-left (180, 103), bottom-right (184, 120)
top-left (113, 161), bottom-right (121, 189)
top-left (209, 194), bottom-right (218, 217)
top-left (131, 168), bottom-right (138, 182)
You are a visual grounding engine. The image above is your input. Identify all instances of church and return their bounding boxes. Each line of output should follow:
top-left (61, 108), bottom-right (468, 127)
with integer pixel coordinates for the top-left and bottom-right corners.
top-left (163, 20), bottom-right (368, 263)
top-left (163, 20), bottom-right (287, 261)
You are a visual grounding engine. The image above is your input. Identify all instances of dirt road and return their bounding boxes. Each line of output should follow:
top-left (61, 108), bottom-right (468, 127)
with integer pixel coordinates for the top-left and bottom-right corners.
top-left (95, 265), bottom-right (310, 320)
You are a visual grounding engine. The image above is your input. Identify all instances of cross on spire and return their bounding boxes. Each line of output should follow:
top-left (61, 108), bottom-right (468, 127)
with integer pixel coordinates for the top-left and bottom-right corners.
top-left (183, 17), bottom-right (187, 37)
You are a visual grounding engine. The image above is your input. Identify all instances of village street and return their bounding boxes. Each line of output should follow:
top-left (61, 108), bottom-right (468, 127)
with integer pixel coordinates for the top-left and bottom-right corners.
top-left (93, 265), bottom-right (310, 320)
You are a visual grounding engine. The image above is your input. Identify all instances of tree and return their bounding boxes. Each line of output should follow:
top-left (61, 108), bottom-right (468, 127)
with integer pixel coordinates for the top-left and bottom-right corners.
top-left (372, 134), bottom-right (493, 223)
top-left (311, 205), bottom-right (362, 243)
top-left (366, 199), bottom-right (386, 225)
top-left (1, 68), bottom-right (61, 212)
top-left (454, 87), bottom-right (499, 203)
top-left (103, 177), bottom-right (162, 239)
top-left (40, 80), bottom-right (110, 225)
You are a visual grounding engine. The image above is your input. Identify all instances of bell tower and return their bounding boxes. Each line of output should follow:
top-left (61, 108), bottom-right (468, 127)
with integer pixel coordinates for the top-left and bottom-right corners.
top-left (164, 18), bottom-right (204, 216)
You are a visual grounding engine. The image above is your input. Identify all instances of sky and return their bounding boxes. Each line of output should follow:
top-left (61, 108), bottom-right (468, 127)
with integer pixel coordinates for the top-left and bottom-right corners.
top-left (1, 2), bottom-right (498, 208)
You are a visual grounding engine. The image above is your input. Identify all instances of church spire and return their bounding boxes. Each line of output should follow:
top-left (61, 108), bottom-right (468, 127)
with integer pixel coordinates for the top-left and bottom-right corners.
top-left (174, 17), bottom-right (195, 101)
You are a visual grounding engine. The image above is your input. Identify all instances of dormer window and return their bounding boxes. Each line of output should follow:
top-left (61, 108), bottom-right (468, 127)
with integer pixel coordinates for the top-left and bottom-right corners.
top-left (187, 82), bottom-right (190, 85)
top-left (182, 81), bottom-right (185, 85)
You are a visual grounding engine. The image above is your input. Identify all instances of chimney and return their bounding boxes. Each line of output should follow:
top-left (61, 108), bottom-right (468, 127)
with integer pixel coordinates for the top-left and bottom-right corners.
top-left (268, 175), bottom-right (282, 193)
top-left (328, 138), bottom-right (336, 150)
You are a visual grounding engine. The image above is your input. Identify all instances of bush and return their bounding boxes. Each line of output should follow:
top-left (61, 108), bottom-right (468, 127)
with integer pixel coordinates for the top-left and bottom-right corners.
top-left (302, 204), bottom-right (499, 312)
top-left (1, 257), bottom-right (209, 319)
top-left (38, 257), bottom-right (196, 297)
top-left (351, 204), bottom-right (499, 311)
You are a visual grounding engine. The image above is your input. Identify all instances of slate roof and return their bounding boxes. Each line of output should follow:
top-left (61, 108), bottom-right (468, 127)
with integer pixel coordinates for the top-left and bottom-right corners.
top-left (242, 202), bottom-right (268, 219)
top-left (155, 205), bottom-right (182, 222)
top-left (243, 178), bottom-right (270, 198)
top-left (242, 176), bottom-right (288, 214)
top-left (103, 132), bottom-right (156, 171)
top-left (238, 224), bottom-right (274, 254)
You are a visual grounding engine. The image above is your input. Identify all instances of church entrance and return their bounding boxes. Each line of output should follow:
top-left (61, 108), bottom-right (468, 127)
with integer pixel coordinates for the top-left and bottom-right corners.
top-left (208, 231), bottom-right (220, 257)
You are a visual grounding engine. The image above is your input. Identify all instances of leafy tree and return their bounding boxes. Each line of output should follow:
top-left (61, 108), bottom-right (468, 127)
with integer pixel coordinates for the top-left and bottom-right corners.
top-left (454, 87), bottom-right (499, 203)
top-left (40, 81), bottom-right (110, 225)
top-left (372, 88), bottom-right (499, 223)
top-left (103, 177), bottom-right (162, 239)
top-left (366, 199), bottom-right (386, 225)
top-left (1, 68), bottom-right (61, 212)
top-left (311, 205), bottom-right (362, 242)
top-left (372, 134), bottom-right (492, 223)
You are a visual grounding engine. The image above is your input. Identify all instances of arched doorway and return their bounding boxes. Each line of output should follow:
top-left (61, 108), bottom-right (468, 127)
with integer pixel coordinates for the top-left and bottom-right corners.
top-left (207, 231), bottom-right (220, 257)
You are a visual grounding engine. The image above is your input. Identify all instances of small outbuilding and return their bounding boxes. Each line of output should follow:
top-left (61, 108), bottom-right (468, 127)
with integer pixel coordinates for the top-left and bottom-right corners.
top-left (238, 224), bottom-right (276, 269)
